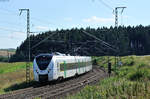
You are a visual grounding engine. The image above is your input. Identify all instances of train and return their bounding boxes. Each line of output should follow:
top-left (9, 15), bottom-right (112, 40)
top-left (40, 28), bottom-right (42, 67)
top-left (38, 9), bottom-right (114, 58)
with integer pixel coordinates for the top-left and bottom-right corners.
top-left (33, 52), bottom-right (92, 82)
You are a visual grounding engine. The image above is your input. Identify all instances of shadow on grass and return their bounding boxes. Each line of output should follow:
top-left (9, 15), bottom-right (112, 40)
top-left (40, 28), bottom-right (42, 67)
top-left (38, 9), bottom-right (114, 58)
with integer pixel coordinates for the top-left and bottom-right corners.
top-left (4, 81), bottom-right (38, 92)
top-left (3, 72), bottom-right (90, 93)
top-left (3, 80), bottom-right (59, 93)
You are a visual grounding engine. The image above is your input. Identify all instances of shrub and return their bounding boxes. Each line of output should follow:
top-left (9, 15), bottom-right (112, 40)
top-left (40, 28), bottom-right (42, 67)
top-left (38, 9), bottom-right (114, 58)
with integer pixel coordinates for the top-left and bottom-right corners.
top-left (138, 62), bottom-right (147, 68)
top-left (0, 56), bottom-right (8, 62)
top-left (128, 70), bottom-right (144, 81)
top-left (67, 77), bottom-right (150, 99)
top-left (123, 58), bottom-right (134, 66)
top-left (127, 68), bottom-right (150, 81)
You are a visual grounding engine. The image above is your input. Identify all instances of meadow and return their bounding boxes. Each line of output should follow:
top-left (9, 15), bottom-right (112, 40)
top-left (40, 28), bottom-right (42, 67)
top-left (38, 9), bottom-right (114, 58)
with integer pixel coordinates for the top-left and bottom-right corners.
top-left (0, 62), bottom-right (33, 94)
top-left (67, 55), bottom-right (150, 99)
top-left (0, 55), bottom-right (150, 98)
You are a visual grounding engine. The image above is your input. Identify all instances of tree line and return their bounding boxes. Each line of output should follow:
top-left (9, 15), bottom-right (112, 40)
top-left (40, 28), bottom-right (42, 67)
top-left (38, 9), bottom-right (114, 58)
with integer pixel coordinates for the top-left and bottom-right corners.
top-left (9, 25), bottom-right (150, 62)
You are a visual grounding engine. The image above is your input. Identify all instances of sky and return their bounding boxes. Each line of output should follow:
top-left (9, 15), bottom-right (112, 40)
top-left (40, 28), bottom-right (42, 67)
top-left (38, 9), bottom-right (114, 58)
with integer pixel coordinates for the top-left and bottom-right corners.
top-left (0, 0), bottom-right (150, 49)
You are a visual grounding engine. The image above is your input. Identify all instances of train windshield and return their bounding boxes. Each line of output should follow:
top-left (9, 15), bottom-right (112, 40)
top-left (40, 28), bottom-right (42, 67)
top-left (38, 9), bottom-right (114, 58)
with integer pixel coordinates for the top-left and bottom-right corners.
top-left (36, 55), bottom-right (52, 70)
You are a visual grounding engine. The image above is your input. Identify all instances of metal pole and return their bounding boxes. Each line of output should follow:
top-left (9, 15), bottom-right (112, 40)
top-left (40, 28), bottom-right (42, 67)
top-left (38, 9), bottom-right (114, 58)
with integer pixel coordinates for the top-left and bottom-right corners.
top-left (19, 9), bottom-right (30, 83)
top-left (115, 7), bottom-right (118, 27)
top-left (115, 56), bottom-right (116, 71)
top-left (27, 9), bottom-right (30, 62)
top-left (114, 7), bottom-right (126, 72)
top-left (115, 7), bottom-right (126, 27)
top-left (7, 50), bottom-right (9, 62)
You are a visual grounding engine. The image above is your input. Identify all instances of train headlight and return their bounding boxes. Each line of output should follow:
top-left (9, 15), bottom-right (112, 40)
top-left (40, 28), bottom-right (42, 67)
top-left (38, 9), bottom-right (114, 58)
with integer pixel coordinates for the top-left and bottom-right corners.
top-left (36, 70), bottom-right (39, 73)
top-left (48, 69), bottom-right (51, 73)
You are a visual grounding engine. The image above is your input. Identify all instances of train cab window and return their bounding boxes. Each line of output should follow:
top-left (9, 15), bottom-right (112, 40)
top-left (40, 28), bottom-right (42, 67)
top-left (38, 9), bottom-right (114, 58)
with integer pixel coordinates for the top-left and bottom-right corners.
top-left (36, 55), bottom-right (53, 70)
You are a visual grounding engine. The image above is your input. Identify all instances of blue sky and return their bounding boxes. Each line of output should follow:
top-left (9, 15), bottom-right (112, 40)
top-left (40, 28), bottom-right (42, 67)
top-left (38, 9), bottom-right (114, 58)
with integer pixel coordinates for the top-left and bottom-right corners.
top-left (0, 0), bottom-right (149, 48)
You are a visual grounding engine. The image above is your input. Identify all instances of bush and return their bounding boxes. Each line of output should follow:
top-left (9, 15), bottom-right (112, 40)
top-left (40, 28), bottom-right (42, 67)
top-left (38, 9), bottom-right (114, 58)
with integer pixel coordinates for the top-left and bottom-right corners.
top-left (67, 56), bottom-right (150, 99)
top-left (138, 62), bottom-right (147, 68)
top-left (127, 69), bottom-right (150, 81)
top-left (123, 58), bottom-right (134, 66)
top-left (117, 66), bottom-right (135, 77)
top-left (128, 70), bottom-right (144, 81)
top-left (9, 53), bottom-right (26, 62)
top-left (0, 56), bottom-right (8, 62)
top-left (67, 78), bottom-right (150, 99)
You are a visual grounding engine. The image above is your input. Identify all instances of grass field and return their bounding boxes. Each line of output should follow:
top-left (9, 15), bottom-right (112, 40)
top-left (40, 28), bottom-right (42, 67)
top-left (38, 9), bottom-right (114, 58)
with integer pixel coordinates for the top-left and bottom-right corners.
top-left (0, 62), bottom-right (27, 74)
top-left (1, 55), bottom-right (150, 98)
top-left (0, 51), bottom-right (15, 57)
top-left (0, 62), bottom-right (33, 94)
top-left (67, 55), bottom-right (150, 99)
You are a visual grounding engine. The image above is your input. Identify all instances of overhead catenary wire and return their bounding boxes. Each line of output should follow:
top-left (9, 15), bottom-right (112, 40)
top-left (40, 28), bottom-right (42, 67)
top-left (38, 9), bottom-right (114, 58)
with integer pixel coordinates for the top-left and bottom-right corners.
top-left (31, 17), bottom-right (55, 26)
top-left (31, 32), bottom-right (57, 49)
top-left (105, 0), bottom-right (114, 6)
top-left (0, 7), bottom-right (73, 34)
top-left (82, 30), bottom-right (118, 52)
top-left (0, 20), bottom-right (25, 28)
top-left (0, 8), bottom-right (28, 35)
top-left (0, 8), bottom-right (18, 16)
top-left (30, 17), bottom-right (67, 32)
top-left (0, 8), bottom-right (51, 36)
top-left (97, 0), bottom-right (114, 10)
top-left (0, 8), bottom-right (47, 31)
top-left (0, 7), bottom-right (55, 26)
top-left (0, 7), bottom-right (18, 14)
top-left (0, 27), bottom-right (25, 33)
top-left (0, 7), bottom-right (26, 21)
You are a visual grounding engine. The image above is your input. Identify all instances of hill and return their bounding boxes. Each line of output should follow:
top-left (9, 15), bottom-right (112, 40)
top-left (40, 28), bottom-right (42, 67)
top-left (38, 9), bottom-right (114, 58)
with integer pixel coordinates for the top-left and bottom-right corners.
top-left (10, 25), bottom-right (150, 62)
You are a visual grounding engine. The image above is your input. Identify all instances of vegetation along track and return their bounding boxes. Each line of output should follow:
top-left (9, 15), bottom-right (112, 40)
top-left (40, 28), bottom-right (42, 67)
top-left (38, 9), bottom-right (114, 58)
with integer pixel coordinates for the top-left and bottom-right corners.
top-left (0, 66), bottom-right (108, 99)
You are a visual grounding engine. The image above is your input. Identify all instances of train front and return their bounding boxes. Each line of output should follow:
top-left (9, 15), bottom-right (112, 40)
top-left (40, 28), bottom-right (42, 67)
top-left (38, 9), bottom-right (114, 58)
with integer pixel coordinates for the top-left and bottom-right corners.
top-left (33, 54), bottom-right (53, 82)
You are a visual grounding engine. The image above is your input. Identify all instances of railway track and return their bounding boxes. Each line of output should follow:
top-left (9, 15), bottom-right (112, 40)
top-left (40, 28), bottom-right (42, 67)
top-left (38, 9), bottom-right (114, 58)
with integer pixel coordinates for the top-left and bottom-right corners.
top-left (0, 66), bottom-right (108, 99)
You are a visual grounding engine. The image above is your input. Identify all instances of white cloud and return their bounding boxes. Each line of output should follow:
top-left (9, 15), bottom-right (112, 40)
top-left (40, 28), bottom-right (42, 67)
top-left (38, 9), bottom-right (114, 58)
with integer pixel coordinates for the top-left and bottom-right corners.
top-left (35, 26), bottom-right (50, 31)
top-left (9, 32), bottom-right (26, 39)
top-left (0, 26), bottom-right (26, 39)
top-left (83, 16), bottom-right (114, 23)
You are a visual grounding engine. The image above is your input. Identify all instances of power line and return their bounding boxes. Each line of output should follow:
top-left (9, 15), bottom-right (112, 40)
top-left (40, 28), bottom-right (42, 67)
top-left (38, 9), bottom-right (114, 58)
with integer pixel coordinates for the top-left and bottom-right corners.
top-left (0, 20), bottom-right (25, 28)
top-left (82, 30), bottom-right (118, 52)
top-left (0, 7), bottom-right (27, 22)
top-left (31, 32), bottom-right (57, 49)
top-left (31, 16), bottom-right (65, 30)
top-left (0, 8), bottom-right (28, 31)
top-left (0, 7), bottom-right (18, 16)
top-left (97, 0), bottom-right (114, 10)
top-left (31, 17), bottom-right (55, 26)
top-left (0, 27), bottom-right (25, 33)
top-left (0, 7), bottom-right (57, 28)
top-left (105, 0), bottom-right (114, 6)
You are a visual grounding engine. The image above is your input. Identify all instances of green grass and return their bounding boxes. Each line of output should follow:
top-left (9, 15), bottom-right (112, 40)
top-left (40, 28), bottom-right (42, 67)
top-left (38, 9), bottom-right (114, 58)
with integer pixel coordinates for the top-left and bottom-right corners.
top-left (0, 62), bottom-right (33, 94)
top-left (67, 55), bottom-right (150, 99)
top-left (1, 56), bottom-right (150, 97)
top-left (0, 62), bottom-right (32, 74)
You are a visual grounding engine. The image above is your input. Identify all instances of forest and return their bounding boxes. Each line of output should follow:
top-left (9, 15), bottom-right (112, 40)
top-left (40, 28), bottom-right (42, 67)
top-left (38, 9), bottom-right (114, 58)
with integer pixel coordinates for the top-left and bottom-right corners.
top-left (10, 25), bottom-right (150, 62)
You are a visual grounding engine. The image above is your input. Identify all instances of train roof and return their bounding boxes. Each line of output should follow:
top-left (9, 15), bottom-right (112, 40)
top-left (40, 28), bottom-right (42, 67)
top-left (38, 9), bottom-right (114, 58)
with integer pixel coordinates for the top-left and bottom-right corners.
top-left (35, 53), bottom-right (53, 58)
top-left (35, 53), bottom-right (90, 59)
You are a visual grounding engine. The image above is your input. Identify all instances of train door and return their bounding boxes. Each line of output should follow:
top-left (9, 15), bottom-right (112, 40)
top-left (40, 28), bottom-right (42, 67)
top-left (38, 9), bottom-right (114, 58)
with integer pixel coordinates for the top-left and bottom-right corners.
top-left (57, 62), bottom-right (60, 78)
top-left (48, 61), bottom-right (54, 81)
